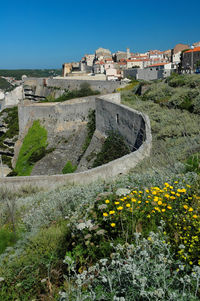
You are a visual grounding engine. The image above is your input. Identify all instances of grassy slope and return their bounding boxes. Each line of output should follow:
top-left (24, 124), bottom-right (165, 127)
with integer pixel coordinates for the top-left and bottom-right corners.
top-left (15, 120), bottom-right (47, 176)
top-left (0, 75), bottom-right (199, 299)
top-left (121, 90), bottom-right (200, 172)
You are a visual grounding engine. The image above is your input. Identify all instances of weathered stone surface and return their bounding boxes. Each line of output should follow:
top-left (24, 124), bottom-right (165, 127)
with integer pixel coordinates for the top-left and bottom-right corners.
top-left (1, 93), bottom-right (152, 190)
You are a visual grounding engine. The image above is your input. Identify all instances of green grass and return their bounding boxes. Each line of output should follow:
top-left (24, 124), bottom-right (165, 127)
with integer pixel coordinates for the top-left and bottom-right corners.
top-left (15, 120), bottom-right (48, 176)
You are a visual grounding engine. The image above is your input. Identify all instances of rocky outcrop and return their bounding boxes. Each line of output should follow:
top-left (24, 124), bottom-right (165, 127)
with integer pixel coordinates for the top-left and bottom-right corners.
top-left (1, 86), bottom-right (24, 111)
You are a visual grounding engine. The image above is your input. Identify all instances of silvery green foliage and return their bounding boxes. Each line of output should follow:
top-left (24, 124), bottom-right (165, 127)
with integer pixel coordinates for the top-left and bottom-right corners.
top-left (62, 231), bottom-right (200, 301)
top-left (0, 168), bottom-right (198, 266)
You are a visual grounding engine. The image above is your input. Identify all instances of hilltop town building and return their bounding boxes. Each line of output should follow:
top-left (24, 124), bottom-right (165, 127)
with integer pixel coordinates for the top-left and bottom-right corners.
top-left (182, 47), bottom-right (200, 71)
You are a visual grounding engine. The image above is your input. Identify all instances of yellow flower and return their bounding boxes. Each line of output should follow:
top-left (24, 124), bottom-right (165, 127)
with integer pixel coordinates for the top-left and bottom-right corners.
top-left (161, 209), bottom-right (166, 212)
top-left (146, 201), bottom-right (149, 203)
top-left (183, 205), bottom-right (188, 210)
top-left (131, 198), bottom-right (137, 202)
top-left (189, 261), bottom-right (193, 265)
top-left (165, 194), bottom-right (170, 198)
top-left (109, 210), bottom-right (115, 215)
top-left (158, 201), bottom-right (162, 205)
top-left (139, 191), bottom-right (143, 194)
top-left (110, 223), bottom-right (116, 227)
top-left (103, 212), bottom-right (108, 217)
top-left (115, 201), bottom-right (120, 205)
top-left (193, 215), bottom-right (198, 219)
top-left (126, 203), bottom-right (131, 208)
top-left (152, 191), bottom-right (157, 195)
top-left (170, 196), bottom-right (176, 200)
top-left (170, 186), bottom-right (173, 189)
top-left (147, 214), bottom-right (151, 218)
top-left (146, 189), bottom-right (149, 193)
top-left (117, 206), bottom-right (123, 211)
top-left (188, 207), bottom-right (193, 212)
top-left (186, 185), bottom-right (191, 188)
top-left (164, 183), bottom-right (170, 187)
top-left (167, 205), bottom-right (172, 210)
top-left (171, 191), bottom-right (175, 195)
top-left (176, 193), bottom-right (180, 197)
top-left (138, 201), bottom-right (141, 204)
top-left (105, 200), bottom-right (110, 204)
top-left (174, 181), bottom-right (178, 184)
top-left (147, 237), bottom-right (152, 241)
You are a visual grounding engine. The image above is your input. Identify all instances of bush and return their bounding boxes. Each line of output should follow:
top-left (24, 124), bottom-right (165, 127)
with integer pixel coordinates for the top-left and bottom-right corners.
top-left (185, 153), bottom-right (200, 174)
top-left (62, 161), bottom-right (77, 174)
top-left (0, 228), bottom-right (16, 254)
top-left (62, 230), bottom-right (200, 300)
top-left (93, 131), bottom-right (130, 167)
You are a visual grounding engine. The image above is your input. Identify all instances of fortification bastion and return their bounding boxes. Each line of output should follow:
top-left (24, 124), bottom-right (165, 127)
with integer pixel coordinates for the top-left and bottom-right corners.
top-left (0, 93), bottom-right (152, 190)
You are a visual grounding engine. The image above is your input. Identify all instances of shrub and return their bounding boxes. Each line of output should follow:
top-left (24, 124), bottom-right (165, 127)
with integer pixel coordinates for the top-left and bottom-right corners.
top-left (0, 227), bottom-right (16, 254)
top-left (93, 131), bottom-right (130, 167)
top-left (62, 229), bottom-right (200, 300)
top-left (82, 109), bottom-right (96, 153)
top-left (185, 153), bottom-right (200, 174)
top-left (62, 161), bottom-right (77, 174)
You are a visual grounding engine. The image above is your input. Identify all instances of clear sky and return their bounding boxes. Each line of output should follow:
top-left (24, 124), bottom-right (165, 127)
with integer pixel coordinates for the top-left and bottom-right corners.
top-left (0, 0), bottom-right (199, 69)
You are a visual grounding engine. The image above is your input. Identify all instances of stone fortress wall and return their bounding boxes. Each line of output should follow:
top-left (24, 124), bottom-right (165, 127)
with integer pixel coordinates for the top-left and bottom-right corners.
top-left (24, 77), bottom-right (123, 98)
top-left (0, 93), bottom-right (152, 190)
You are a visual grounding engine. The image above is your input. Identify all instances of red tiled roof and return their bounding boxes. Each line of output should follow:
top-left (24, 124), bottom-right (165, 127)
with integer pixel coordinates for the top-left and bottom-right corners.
top-left (184, 47), bottom-right (200, 53)
top-left (127, 59), bottom-right (150, 62)
top-left (148, 62), bottom-right (169, 67)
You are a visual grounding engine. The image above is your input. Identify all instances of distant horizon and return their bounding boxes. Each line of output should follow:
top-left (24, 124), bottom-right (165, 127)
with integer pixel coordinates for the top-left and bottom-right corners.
top-left (0, 0), bottom-right (199, 69)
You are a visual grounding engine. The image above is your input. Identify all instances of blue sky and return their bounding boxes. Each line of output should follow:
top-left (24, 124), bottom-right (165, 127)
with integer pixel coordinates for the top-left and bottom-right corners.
top-left (0, 0), bottom-right (199, 69)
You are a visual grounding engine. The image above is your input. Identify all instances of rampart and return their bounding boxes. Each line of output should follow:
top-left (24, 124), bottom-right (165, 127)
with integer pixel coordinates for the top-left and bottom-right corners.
top-left (24, 77), bottom-right (123, 96)
top-left (0, 93), bottom-right (152, 190)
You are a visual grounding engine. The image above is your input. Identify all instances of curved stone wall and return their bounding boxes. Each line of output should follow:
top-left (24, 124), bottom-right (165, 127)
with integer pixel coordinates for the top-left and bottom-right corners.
top-left (0, 94), bottom-right (152, 190)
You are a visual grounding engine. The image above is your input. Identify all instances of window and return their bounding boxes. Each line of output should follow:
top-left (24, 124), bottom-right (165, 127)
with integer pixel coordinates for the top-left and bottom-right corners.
top-left (116, 114), bottom-right (119, 124)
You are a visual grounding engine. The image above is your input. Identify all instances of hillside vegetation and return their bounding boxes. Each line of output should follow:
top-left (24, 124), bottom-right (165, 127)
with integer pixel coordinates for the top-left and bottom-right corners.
top-left (0, 69), bottom-right (62, 80)
top-left (0, 77), bottom-right (14, 92)
top-left (0, 74), bottom-right (199, 300)
top-left (43, 82), bottom-right (100, 103)
top-left (142, 73), bottom-right (200, 114)
top-left (14, 120), bottom-right (48, 176)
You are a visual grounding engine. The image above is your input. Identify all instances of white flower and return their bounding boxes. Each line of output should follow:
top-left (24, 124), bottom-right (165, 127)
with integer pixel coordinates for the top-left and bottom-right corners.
top-left (0, 277), bottom-right (4, 282)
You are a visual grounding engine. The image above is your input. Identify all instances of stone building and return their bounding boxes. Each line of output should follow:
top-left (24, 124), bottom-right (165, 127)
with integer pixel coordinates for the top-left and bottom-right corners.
top-left (62, 62), bottom-right (80, 77)
top-left (173, 43), bottom-right (190, 54)
top-left (95, 47), bottom-right (112, 60)
top-left (182, 47), bottom-right (200, 71)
